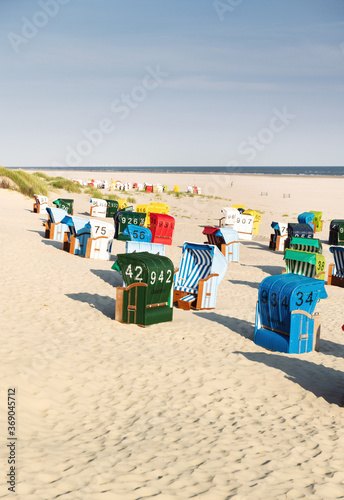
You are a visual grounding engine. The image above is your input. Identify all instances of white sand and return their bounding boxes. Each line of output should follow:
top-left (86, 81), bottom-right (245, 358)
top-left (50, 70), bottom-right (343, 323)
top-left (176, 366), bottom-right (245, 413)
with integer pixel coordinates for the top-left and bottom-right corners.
top-left (1, 172), bottom-right (344, 499)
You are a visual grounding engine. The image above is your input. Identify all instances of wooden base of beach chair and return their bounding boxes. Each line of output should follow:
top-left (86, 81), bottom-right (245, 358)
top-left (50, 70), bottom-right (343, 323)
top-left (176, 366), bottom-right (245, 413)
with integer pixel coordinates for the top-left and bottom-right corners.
top-left (173, 290), bottom-right (195, 310)
top-left (327, 264), bottom-right (344, 287)
top-left (269, 235), bottom-right (286, 252)
top-left (63, 233), bottom-right (75, 254)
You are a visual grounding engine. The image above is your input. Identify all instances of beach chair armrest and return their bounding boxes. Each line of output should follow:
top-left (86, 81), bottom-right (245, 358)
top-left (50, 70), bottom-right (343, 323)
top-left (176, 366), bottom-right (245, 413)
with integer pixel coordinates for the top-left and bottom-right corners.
top-left (199, 273), bottom-right (220, 284)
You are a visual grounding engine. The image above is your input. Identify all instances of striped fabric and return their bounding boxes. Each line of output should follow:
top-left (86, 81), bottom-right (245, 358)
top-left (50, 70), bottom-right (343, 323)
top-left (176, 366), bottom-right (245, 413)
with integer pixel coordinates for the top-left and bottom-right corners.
top-left (330, 247), bottom-right (344, 278)
top-left (179, 294), bottom-right (196, 302)
top-left (285, 260), bottom-right (314, 277)
top-left (174, 247), bottom-right (212, 293)
top-left (206, 233), bottom-right (219, 246)
top-left (290, 243), bottom-right (320, 253)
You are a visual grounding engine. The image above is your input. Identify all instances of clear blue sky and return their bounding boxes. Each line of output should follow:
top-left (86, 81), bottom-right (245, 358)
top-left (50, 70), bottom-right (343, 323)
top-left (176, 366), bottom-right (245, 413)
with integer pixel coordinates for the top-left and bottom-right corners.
top-left (1, 0), bottom-right (343, 167)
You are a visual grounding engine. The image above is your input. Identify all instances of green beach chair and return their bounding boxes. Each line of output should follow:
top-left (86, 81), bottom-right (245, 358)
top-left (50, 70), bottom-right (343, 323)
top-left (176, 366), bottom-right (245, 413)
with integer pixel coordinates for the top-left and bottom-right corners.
top-left (284, 249), bottom-right (326, 280)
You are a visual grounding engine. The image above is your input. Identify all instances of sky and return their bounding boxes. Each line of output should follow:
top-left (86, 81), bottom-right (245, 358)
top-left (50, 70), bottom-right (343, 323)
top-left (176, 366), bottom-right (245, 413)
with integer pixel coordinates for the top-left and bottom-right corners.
top-left (1, 0), bottom-right (344, 167)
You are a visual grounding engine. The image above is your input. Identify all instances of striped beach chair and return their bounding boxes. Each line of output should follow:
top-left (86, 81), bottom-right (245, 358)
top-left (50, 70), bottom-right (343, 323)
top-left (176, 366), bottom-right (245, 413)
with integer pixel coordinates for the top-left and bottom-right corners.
top-left (44, 207), bottom-right (69, 241)
top-left (269, 222), bottom-right (288, 251)
top-left (174, 242), bottom-right (228, 310)
top-left (33, 194), bottom-right (48, 214)
top-left (202, 227), bottom-right (239, 262)
top-left (284, 249), bottom-right (326, 280)
top-left (327, 246), bottom-right (344, 287)
top-left (288, 237), bottom-right (322, 254)
top-left (125, 241), bottom-right (165, 256)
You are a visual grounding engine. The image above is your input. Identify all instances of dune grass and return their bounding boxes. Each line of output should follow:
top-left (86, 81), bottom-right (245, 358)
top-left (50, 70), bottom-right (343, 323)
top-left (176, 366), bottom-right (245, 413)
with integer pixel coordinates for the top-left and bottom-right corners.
top-left (49, 176), bottom-right (82, 193)
top-left (83, 186), bottom-right (104, 198)
top-left (0, 167), bottom-right (49, 197)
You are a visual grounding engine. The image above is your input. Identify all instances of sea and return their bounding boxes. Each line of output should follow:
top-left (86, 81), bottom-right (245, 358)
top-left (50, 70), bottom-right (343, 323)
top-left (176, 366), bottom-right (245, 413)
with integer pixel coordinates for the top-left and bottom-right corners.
top-left (10, 166), bottom-right (344, 176)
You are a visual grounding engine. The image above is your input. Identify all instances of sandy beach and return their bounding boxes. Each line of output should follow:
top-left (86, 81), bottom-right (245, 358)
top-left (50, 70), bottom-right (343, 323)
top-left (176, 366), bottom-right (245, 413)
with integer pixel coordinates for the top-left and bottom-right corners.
top-left (1, 171), bottom-right (344, 499)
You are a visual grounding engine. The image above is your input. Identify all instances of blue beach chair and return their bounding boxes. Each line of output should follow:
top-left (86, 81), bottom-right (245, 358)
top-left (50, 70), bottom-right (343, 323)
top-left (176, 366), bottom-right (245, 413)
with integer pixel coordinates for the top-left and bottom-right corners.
top-left (123, 224), bottom-right (152, 243)
top-left (44, 207), bottom-right (69, 241)
top-left (254, 274), bottom-right (327, 353)
top-left (61, 216), bottom-right (91, 256)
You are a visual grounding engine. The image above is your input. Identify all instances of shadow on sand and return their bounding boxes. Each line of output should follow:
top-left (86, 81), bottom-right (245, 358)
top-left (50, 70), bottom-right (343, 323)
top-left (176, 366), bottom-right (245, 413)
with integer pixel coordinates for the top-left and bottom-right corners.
top-left (241, 263), bottom-right (284, 275)
top-left (236, 351), bottom-right (344, 405)
top-left (41, 239), bottom-right (63, 251)
top-left (229, 279), bottom-right (260, 290)
top-left (66, 292), bottom-right (115, 319)
top-left (195, 311), bottom-right (254, 340)
top-left (91, 269), bottom-right (122, 287)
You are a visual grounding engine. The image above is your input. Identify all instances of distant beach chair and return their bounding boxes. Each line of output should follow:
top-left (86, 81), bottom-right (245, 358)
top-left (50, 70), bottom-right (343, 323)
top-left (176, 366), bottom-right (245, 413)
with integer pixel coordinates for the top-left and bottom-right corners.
top-left (45, 207), bottom-right (69, 241)
top-left (123, 224), bottom-right (152, 243)
top-left (269, 222), bottom-right (288, 252)
top-left (243, 209), bottom-right (262, 234)
top-left (174, 242), bottom-right (228, 310)
top-left (125, 241), bottom-right (165, 256)
top-left (149, 213), bottom-right (175, 246)
top-left (232, 204), bottom-right (245, 213)
top-left (202, 226), bottom-right (239, 262)
top-left (329, 219), bottom-right (344, 245)
top-left (233, 213), bottom-right (254, 240)
top-left (219, 207), bottom-right (240, 228)
top-left (33, 194), bottom-right (48, 214)
top-left (52, 198), bottom-right (74, 215)
top-left (309, 211), bottom-right (323, 232)
top-left (105, 199), bottom-right (119, 218)
top-left (327, 246), bottom-right (344, 287)
top-left (284, 223), bottom-right (314, 249)
top-left (297, 212), bottom-right (315, 233)
top-left (114, 211), bottom-right (146, 241)
top-left (136, 203), bottom-right (169, 226)
top-left (112, 252), bottom-right (174, 326)
top-left (254, 274), bottom-right (327, 353)
top-left (90, 198), bottom-right (107, 218)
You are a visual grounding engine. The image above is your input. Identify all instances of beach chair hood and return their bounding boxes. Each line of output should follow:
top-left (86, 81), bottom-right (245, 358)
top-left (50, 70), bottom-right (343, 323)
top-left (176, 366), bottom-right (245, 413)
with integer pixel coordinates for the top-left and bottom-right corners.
top-left (289, 237), bottom-right (322, 254)
top-left (258, 274), bottom-right (327, 336)
top-left (46, 207), bottom-right (68, 224)
top-left (288, 223), bottom-right (314, 238)
top-left (113, 252), bottom-right (174, 306)
top-left (123, 224), bottom-right (152, 242)
top-left (297, 212), bottom-right (315, 225)
top-left (61, 216), bottom-right (90, 234)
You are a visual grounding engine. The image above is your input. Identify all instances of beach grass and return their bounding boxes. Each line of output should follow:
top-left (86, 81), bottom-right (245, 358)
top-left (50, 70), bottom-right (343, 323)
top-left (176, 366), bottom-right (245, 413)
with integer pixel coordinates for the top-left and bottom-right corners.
top-left (0, 167), bottom-right (49, 197)
top-left (49, 176), bottom-right (83, 193)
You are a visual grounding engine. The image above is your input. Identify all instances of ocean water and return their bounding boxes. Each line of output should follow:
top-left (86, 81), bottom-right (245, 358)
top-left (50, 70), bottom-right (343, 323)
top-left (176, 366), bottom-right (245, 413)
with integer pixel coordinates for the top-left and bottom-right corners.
top-left (12, 166), bottom-right (344, 176)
